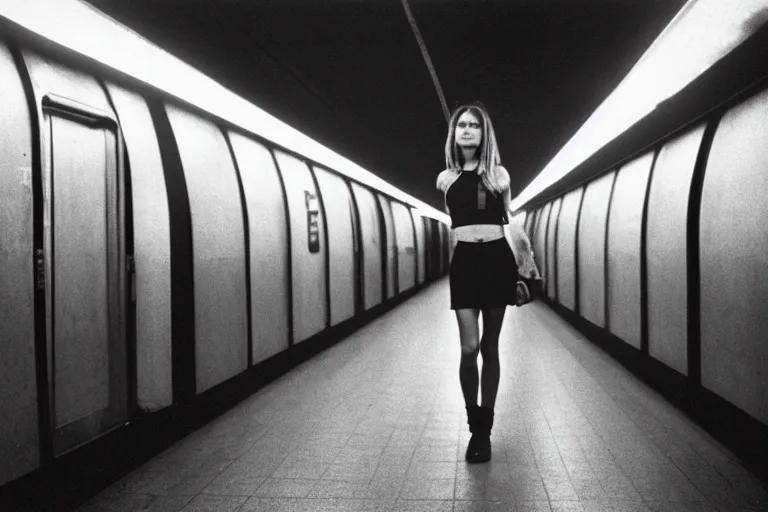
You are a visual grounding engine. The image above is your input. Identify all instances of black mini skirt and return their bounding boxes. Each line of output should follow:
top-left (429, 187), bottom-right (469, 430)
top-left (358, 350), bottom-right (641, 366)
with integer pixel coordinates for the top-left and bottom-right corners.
top-left (449, 237), bottom-right (519, 310)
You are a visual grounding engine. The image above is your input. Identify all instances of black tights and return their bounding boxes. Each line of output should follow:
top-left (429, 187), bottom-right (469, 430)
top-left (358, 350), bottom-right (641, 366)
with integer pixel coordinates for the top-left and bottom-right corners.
top-left (455, 307), bottom-right (505, 408)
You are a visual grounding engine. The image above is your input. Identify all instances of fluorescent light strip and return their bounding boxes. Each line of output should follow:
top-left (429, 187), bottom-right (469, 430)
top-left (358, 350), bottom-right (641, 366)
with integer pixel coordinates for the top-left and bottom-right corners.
top-left (509, 0), bottom-right (768, 212)
top-left (0, 0), bottom-right (450, 224)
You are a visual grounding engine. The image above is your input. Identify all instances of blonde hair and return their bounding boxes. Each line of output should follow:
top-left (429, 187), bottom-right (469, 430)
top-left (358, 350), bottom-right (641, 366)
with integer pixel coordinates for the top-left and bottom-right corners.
top-left (444, 101), bottom-right (509, 195)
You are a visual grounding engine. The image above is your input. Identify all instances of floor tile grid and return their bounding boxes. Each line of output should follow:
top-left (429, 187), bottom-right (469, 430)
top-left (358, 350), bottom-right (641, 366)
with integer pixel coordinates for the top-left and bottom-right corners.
top-left (68, 282), bottom-right (768, 512)
top-left (546, 307), bottom-right (768, 510)
top-left (457, 304), bottom-right (592, 509)
top-left (84, 343), bottom-right (390, 509)
top-left (376, 312), bottom-right (456, 505)
top-left (526, 305), bottom-right (764, 511)
top-left (237, 292), bottom-right (752, 508)
top-left (77, 287), bottom-right (475, 509)
top-left (529, 306), bottom-right (746, 473)
top-left (456, 307), bottom-right (560, 507)
top-left (516, 327), bottom-right (597, 508)
top-left (553, 349), bottom-right (704, 507)
top-left (540, 382), bottom-right (653, 511)
top-left (293, 324), bottom-right (470, 507)
top-left (236, 315), bottom-right (449, 507)
top-left (213, 410), bottom-right (369, 504)
top-left (460, 307), bottom-right (627, 511)
top-left (400, 308), bottom-right (548, 511)
top-left (352, 294), bottom-right (499, 508)
top-left (511, 308), bottom-right (671, 511)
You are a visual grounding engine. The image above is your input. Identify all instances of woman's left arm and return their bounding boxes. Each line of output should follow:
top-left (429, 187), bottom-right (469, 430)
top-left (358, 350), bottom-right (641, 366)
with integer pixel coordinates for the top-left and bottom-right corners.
top-left (501, 181), bottom-right (540, 279)
top-left (502, 186), bottom-right (512, 216)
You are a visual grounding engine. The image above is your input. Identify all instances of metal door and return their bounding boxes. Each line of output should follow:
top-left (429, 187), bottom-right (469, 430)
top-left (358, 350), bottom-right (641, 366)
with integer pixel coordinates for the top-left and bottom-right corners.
top-left (41, 95), bottom-right (127, 456)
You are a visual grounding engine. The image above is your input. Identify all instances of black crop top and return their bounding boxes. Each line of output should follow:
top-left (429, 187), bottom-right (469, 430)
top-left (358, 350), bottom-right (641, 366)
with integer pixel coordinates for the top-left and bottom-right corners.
top-left (445, 171), bottom-right (509, 229)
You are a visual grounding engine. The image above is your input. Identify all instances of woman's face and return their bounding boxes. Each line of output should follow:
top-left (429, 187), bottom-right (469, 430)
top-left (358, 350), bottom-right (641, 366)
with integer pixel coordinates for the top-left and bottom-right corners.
top-left (455, 110), bottom-right (483, 150)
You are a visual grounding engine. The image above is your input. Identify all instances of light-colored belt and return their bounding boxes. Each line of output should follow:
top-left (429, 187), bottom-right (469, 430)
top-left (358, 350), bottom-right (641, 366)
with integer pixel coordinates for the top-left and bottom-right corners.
top-left (454, 234), bottom-right (505, 244)
top-left (453, 224), bottom-right (505, 243)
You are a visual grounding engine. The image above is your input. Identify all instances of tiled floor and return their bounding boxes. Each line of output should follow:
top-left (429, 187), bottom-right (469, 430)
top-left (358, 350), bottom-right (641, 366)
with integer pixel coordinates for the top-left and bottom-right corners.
top-left (74, 279), bottom-right (768, 511)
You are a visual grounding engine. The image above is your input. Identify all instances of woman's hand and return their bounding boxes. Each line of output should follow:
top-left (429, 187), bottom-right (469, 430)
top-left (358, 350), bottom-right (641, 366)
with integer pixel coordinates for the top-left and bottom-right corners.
top-left (506, 220), bottom-right (540, 279)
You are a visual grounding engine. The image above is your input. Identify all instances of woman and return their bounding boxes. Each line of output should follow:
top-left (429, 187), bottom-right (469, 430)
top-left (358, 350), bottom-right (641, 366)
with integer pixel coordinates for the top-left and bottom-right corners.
top-left (436, 101), bottom-right (539, 463)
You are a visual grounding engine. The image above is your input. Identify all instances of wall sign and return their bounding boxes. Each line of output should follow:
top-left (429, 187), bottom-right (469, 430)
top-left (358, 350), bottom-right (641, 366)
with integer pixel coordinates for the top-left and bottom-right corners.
top-left (305, 190), bottom-right (320, 253)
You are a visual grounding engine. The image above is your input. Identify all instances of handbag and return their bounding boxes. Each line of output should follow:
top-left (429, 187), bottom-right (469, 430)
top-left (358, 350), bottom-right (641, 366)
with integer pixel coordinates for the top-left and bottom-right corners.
top-left (506, 220), bottom-right (542, 306)
top-left (516, 275), bottom-right (544, 307)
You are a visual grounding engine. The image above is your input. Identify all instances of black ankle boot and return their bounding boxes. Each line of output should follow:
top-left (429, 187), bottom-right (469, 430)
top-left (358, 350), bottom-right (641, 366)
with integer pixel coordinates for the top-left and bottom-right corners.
top-left (465, 405), bottom-right (486, 463)
top-left (473, 406), bottom-right (494, 463)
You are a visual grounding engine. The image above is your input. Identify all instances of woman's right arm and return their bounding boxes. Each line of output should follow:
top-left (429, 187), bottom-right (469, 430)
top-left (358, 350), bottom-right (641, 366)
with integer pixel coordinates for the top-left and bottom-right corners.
top-left (436, 169), bottom-right (451, 192)
top-left (507, 221), bottom-right (540, 279)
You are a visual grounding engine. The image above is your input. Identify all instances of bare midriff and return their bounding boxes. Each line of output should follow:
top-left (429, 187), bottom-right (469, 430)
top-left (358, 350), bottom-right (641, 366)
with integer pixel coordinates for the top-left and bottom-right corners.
top-left (453, 224), bottom-right (505, 243)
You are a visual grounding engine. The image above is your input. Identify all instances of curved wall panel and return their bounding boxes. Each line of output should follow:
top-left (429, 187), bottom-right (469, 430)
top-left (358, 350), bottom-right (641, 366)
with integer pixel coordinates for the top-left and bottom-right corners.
top-left (700, 90), bottom-right (768, 424)
top-left (23, 51), bottom-right (112, 112)
top-left (377, 194), bottom-right (397, 299)
top-left (426, 219), bottom-right (438, 280)
top-left (392, 202), bottom-right (417, 292)
top-left (434, 221), bottom-right (440, 276)
top-left (546, 198), bottom-right (562, 300)
top-left (426, 219), bottom-right (435, 280)
top-left (529, 208), bottom-right (541, 247)
top-left (105, 83), bottom-right (172, 410)
top-left (228, 134), bottom-right (290, 363)
top-left (606, 152), bottom-right (654, 349)
top-left (437, 222), bottom-right (445, 275)
top-left (439, 222), bottom-right (447, 274)
top-left (536, 203), bottom-right (552, 279)
top-left (351, 183), bottom-right (383, 310)
top-left (556, 188), bottom-right (584, 311)
top-left (440, 222), bottom-right (448, 274)
top-left (577, 171), bottom-right (615, 328)
top-left (274, 150), bottom-right (328, 343)
top-left (165, 105), bottom-right (248, 393)
top-left (646, 125), bottom-right (705, 375)
top-left (444, 223), bottom-right (451, 271)
top-left (525, 209), bottom-right (537, 239)
top-left (315, 167), bottom-right (355, 326)
top-left (423, 218), bottom-right (432, 280)
top-left (0, 44), bottom-right (39, 486)
top-left (412, 209), bottom-right (426, 284)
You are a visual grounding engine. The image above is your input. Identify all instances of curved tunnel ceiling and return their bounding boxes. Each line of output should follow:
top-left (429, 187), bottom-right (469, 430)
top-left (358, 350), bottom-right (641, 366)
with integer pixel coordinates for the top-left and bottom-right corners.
top-left (83, 0), bottom-right (686, 212)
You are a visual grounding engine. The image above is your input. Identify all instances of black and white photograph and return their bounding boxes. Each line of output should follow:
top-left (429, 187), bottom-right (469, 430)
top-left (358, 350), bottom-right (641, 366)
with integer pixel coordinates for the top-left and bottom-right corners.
top-left (1, 1), bottom-right (768, 510)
